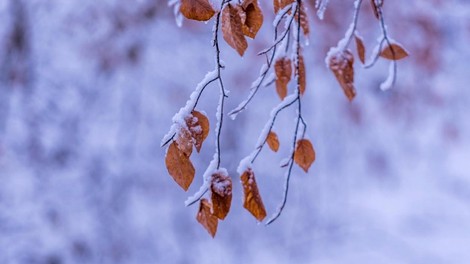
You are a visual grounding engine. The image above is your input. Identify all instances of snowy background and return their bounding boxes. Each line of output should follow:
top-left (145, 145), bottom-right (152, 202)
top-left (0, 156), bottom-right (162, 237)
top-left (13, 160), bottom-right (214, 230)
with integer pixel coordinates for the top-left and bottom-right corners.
top-left (1, 0), bottom-right (469, 263)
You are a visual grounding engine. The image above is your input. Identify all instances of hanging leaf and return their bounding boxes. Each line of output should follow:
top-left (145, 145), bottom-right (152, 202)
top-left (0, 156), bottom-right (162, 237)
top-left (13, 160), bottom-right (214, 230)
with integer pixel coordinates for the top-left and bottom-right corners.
top-left (296, 2), bottom-right (310, 36)
top-left (176, 126), bottom-right (193, 157)
top-left (297, 55), bottom-right (306, 95)
top-left (196, 198), bottom-right (218, 237)
top-left (210, 171), bottom-right (232, 220)
top-left (328, 50), bottom-right (356, 101)
top-left (267, 131), bottom-right (280, 152)
top-left (186, 111), bottom-right (210, 153)
top-left (275, 57), bottom-right (292, 100)
top-left (222, 4), bottom-right (248, 56)
top-left (380, 43), bottom-right (409, 61)
top-left (165, 141), bottom-right (195, 191)
top-left (294, 139), bottom-right (315, 173)
top-left (274, 0), bottom-right (295, 14)
top-left (180, 0), bottom-right (216, 21)
top-left (240, 169), bottom-right (266, 221)
top-left (240, 0), bottom-right (264, 39)
top-left (370, 0), bottom-right (382, 20)
top-left (355, 34), bottom-right (366, 64)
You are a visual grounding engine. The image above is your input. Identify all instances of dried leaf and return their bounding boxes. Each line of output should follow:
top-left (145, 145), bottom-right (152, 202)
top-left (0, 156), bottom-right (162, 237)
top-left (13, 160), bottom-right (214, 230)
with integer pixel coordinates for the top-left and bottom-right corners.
top-left (294, 139), bottom-right (315, 172)
top-left (186, 111), bottom-right (210, 153)
top-left (210, 172), bottom-right (232, 220)
top-left (297, 55), bottom-right (306, 95)
top-left (380, 43), bottom-right (409, 61)
top-left (165, 141), bottom-right (195, 191)
top-left (296, 2), bottom-right (310, 36)
top-left (196, 198), bottom-right (218, 237)
top-left (180, 0), bottom-right (216, 21)
top-left (355, 35), bottom-right (366, 64)
top-left (328, 50), bottom-right (356, 101)
top-left (275, 58), bottom-right (292, 100)
top-left (240, 0), bottom-right (263, 39)
top-left (274, 0), bottom-right (295, 14)
top-left (222, 4), bottom-right (248, 56)
top-left (267, 131), bottom-right (280, 152)
top-left (241, 169), bottom-right (266, 221)
top-left (176, 126), bottom-right (193, 157)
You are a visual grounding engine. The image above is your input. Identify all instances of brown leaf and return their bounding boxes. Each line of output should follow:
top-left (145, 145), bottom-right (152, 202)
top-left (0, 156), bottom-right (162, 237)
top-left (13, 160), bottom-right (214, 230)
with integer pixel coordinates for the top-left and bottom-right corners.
top-left (180, 0), bottom-right (216, 21)
top-left (196, 198), bottom-right (218, 237)
top-left (210, 172), bottom-right (232, 220)
top-left (241, 169), bottom-right (266, 221)
top-left (186, 111), bottom-right (210, 153)
top-left (370, 0), bottom-right (382, 20)
top-left (274, 0), bottom-right (295, 14)
top-left (296, 2), bottom-right (310, 36)
top-left (355, 35), bottom-right (366, 64)
top-left (240, 0), bottom-right (263, 39)
top-left (222, 4), bottom-right (248, 56)
top-left (266, 131), bottom-right (280, 152)
top-left (328, 50), bottom-right (356, 101)
top-left (380, 43), bottom-right (409, 61)
top-left (275, 58), bottom-right (292, 100)
top-left (165, 141), bottom-right (195, 191)
top-left (297, 55), bottom-right (306, 95)
top-left (176, 126), bottom-right (193, 157)
top-left (294, 139), bottom-right (315, 172)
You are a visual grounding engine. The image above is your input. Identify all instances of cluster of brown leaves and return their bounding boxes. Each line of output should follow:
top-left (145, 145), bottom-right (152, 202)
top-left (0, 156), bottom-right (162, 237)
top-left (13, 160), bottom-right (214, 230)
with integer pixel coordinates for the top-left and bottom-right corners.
top-left (165, 111), bottom-right (209, 191)
top-left (197, 171), bottom-right (233, 237)
top-left (328, 0), bottom-right (408, 101)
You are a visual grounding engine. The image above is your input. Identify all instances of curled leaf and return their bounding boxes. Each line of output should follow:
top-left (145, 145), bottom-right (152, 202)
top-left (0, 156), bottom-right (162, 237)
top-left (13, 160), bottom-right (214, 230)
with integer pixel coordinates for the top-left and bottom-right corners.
top-left (222, 4), bottom-right (248, 56)
top-left (296, 2), bottom-right (310, 36)
top-left (180, 0), bottom-right (216, 21)
top-left (297, 55), bottom-right (306, 95)
top-left (210, 171), bottom-right (232, 220)
top-left (240, 0), bottom-right (264, 39)
top-left (275, 57), bottom-right (292, 100)
top-left (267, 131), bottom-right (280, 152)
top-left (165, 141), bottom-right (195, 191)
top-left (294, 139), bottom-right (315, 173)
top-left (380, 43), bottom-right (409, 61)
top-left (355, 34), bottom-right (366, 64)
top-left (241, 169), bottom-right (266, 221)
top-left (328, 49), bottom-right (356, 101)
top-left (196, 198), bottom-right (218, 237)
top-left (186, 111), bottom-right (210, 153)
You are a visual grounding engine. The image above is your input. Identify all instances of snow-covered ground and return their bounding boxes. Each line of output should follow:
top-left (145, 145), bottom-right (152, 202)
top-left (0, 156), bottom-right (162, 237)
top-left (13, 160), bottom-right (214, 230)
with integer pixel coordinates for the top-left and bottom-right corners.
top-left (0, 1), bottom-right (469, 263)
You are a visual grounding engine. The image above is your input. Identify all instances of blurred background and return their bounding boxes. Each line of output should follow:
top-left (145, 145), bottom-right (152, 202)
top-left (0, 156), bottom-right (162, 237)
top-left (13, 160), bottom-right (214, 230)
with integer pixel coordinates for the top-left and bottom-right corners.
top-left (0, 0), bottom-right (469, 263)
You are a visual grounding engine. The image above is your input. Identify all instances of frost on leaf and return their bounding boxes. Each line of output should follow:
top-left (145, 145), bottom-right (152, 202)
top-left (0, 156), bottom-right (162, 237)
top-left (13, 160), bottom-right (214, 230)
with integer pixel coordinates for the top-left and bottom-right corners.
top-left (328, 49), bottom-right (356, 101)
top-left (241, 169), bottom-right (266, 221)
top-left (355, 35), bottom-right (366, 64)
top-left (210, 171), bottom-right (232, 220)
top-left (267, 131), bottom-right (280, 152)
top-left (180, 0), bottom-right (216, 21)
top-left (239, 0), bottom-right (264, 39)
top-left (222, 4), bottom-right (248, 56)
top-left (196, 198), bottom-right (218, 237)
top-left (297, 55), bottom-right (306, 95)
top-left (274, 0), bottom-right (295, 14)
top-left (296, 2), bottom-right (310, 36)
top-left (275, 57), bottom-right (292, 100)
top-left (185, 110), bottom-right (209, 153)
top-left (294, 139), bottom-right (315, 173)
top-left (370, 0), bottom-right (383, 20)
top-left (176, 126), bottom-right (193, 157)
top-left (380, 43), bottom-right (409, 61)
top-left (165, 141), bottom-right (195, 191)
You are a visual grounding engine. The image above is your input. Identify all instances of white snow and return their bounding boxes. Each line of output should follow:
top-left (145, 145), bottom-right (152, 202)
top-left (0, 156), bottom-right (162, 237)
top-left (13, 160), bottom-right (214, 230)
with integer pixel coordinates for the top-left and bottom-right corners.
top-left (380, 62), bottom-right (395, 91)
